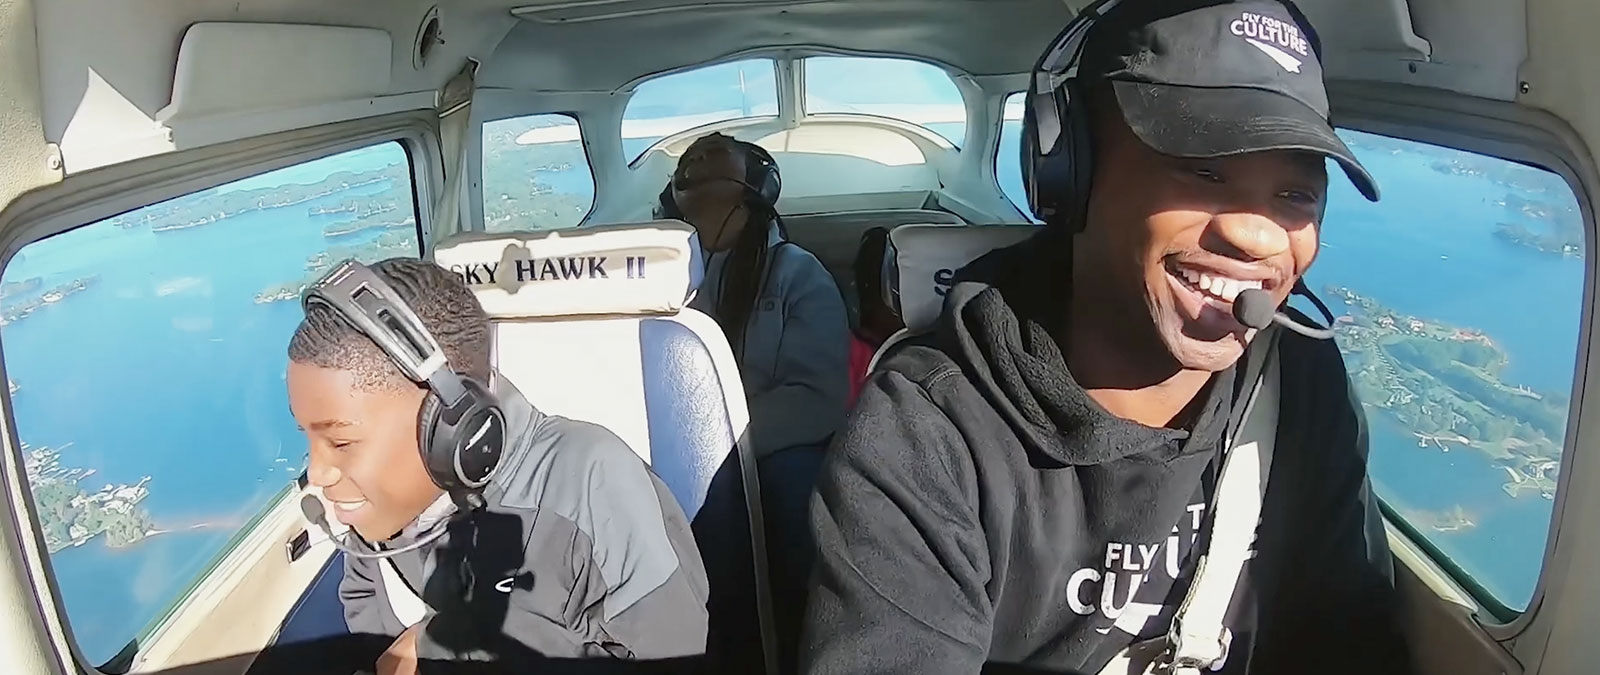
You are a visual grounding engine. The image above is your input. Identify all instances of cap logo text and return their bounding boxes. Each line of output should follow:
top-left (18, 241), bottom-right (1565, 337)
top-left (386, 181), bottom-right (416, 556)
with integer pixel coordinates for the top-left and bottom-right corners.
top-left (1230, 12), bottom-right (1309, 73)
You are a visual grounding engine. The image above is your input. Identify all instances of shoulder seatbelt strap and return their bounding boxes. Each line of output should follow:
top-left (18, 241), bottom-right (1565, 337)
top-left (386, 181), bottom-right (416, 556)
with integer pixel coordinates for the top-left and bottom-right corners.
top-left (379, 555), bottom-right (430, 628)
top-left (1096, 330), bottom-right (1281, 675)
top-left (1159, 331), bottom-right (1281, 674)
top-left (428, 58), bottom-right (479, 248)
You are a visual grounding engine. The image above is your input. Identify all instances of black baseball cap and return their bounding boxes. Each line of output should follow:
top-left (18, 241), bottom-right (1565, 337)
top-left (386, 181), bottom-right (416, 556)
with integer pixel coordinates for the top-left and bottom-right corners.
top-left (1079, 0), bottom-right (1379, 201)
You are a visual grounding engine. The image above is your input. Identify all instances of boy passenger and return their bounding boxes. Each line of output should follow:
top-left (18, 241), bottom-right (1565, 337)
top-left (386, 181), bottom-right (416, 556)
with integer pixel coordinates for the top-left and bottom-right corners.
top-left (800, 1), bottom-right (1412, 673)
top-left (287, 258), bottom-right (708, 674)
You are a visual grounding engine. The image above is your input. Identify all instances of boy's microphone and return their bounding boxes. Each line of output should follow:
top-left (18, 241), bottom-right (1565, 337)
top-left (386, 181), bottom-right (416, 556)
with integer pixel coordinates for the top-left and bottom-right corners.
top-left (300, 495), bottom-right (447, 559)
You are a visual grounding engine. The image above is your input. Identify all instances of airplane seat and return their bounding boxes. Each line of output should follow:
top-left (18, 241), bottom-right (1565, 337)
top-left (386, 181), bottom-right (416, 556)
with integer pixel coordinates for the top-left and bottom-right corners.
top-left (869, 223), bottom-right (1040, 370)
top-left (431, 221), bottom-right (776, 674)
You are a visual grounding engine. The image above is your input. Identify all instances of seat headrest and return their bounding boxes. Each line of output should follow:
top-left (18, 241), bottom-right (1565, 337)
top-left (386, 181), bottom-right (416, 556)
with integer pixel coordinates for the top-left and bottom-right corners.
top-left (884, 223), bottom-right (1039, 332)
top-left (434, 220), bottom-right (704, 319)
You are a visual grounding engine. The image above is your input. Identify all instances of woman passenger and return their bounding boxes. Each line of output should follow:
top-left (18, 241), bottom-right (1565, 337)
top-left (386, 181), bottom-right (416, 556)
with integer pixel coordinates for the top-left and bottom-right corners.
top-left (657, 131), bottom-right (848, 667)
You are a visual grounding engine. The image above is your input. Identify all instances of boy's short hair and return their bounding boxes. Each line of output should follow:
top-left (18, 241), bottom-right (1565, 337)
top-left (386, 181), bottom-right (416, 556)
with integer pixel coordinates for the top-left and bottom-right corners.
top-left (288, 257), bottom-right (492, 391)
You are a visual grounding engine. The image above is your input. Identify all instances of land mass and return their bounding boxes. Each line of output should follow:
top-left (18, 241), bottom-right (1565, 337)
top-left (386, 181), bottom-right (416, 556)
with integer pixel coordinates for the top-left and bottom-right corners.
top-left (1, 275), bottom-right (98, 327)
top-left (479, 122), bottom-right (594, 231)
top-left (24, 443), bottom-right (157, 554)
top-left (255, 230), bottom-right (418, 304)
top-left (1398, 504), bottom-right (1477, 534)
top-left (1329, 285), bottom-right (1562, 501)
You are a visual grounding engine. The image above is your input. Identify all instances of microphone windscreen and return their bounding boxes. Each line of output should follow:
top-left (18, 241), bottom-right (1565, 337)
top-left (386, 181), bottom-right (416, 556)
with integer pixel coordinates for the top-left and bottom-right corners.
top-left (299, 494), bottom-right (327, 525)
top-left (1233, 288), bottom-right (1278, 330)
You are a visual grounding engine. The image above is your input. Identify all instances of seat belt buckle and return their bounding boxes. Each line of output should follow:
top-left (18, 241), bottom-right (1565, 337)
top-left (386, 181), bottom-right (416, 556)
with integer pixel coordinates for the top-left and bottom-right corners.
top-left (1157, 626), bottom-right (1232, 675)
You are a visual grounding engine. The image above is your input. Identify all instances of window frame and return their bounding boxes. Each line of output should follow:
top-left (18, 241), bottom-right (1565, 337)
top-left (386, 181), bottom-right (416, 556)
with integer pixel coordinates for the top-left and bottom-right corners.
top-left (477, 110), bottom-right (599, 233)
top-left (0, 113), bottom-right (435, 672)
top-left (993, 90), bottom-right (1034, 222)
top-left (1324, 90), bottom-right (1595, 636)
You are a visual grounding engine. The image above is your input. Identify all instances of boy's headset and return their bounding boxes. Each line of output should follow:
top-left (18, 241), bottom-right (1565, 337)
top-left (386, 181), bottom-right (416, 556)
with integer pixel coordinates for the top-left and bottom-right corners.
top-left (1022, 0), bottom-right (1123, 231)
top-left (301, 260), bottom-right (507, 499)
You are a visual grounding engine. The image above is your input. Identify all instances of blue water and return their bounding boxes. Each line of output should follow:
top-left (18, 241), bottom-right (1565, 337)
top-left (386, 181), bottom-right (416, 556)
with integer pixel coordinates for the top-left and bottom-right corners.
top-left (0, 123), bottom-right (1581, 662)
top-left (2, 143), bottom-right (417, 663)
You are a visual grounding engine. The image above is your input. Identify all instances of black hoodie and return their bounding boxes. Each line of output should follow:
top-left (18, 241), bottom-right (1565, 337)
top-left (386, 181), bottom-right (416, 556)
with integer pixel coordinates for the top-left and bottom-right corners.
top-left (799, 233), bottom-right (1410, 674)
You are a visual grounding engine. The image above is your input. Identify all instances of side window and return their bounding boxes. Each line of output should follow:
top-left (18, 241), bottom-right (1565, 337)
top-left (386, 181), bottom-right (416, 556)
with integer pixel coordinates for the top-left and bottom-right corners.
top-left (2, 142), bottom-right (419, 665)
top-left (803, 56), bottom-right (967, 147)
top-left (1306, 129), bottom-right (1583, 613)
top-left (996, 92), bottom-right (1037, 221)
top-left (481, 113), bottom-right (596, 232)
top-left (621, 59), bottom-right (778, 162)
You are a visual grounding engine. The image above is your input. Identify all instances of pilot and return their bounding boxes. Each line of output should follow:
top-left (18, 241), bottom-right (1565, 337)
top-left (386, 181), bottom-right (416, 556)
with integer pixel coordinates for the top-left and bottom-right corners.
top-left (658, 131), bottom-right (849, 663)
top-left (800, 1), bottom-right (1412, 674)
top-left (286, 258), bottom-right (709, 674)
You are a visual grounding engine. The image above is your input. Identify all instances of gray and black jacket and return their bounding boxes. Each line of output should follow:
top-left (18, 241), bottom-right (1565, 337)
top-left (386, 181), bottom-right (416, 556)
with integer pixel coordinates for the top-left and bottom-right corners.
top-left (337, 373), bottom-right (710, 667)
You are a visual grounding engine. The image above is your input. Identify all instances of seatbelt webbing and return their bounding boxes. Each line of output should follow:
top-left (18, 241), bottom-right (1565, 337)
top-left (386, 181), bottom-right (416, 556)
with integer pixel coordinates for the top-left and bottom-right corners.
top-left (430, 58), bottom-right (479, 244)
top-left (1162, 334), bottom-right (1281, 674)
top-left (1095, 332), bottom-right (1281, 675)
top-left (380, 554), bottom-right (430, 628)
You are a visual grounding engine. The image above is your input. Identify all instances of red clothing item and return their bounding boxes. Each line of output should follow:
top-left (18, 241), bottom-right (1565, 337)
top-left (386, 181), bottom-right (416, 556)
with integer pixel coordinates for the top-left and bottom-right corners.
top-left (848, 332), bottom-right (878, 408)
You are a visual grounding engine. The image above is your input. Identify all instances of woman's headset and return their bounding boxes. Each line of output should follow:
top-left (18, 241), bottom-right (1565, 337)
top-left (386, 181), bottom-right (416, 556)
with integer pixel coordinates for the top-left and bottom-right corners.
top-left (1021, 0), bottom-right (1123, 231)
top-left (302, 260), bottom-right (506, 502)
top-left (657, 138), bottom-right (782, 219)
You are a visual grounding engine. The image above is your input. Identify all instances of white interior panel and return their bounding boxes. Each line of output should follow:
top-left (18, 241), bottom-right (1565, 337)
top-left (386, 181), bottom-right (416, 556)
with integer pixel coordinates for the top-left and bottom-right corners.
top-left (158, 24), bottom-right (393, 122)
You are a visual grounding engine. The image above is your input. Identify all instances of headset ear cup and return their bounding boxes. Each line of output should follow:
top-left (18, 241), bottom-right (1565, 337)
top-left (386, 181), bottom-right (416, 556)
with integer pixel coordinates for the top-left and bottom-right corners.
top-left (417, 377), bottom-right (506, 491)
top-left (417, 391), bottom-right (447, 488)
top-left (1062, 78), bottom-right (1094, 233)
top-left (658, 183), bottom-right (682, 220)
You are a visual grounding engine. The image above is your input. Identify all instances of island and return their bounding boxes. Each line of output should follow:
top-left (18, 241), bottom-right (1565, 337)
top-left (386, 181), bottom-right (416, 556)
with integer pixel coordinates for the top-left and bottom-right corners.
top-left (1398, 504), bottom-right (1477, 534)
top-left (24, 443), bottom-right (156, 553)
top-left (1, 275), bottom-right (98, 327)
top-left (254, 230), bottom-right (418, 304)
top-left (479, 122), bottom-right (595, 231)
top-left (110, 162), bottom-right (411, 235)
top-left (1329, 285), bottom-right (1563, 500)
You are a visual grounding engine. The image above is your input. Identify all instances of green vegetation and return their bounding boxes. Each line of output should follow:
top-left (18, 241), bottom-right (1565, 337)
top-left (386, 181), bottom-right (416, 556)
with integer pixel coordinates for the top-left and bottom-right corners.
top-left (1330, 285), bottom-right (1562, 500)
top-left (256, 230), bottom-right (419, 304)
top-left (110, 163), bottom-right (411, 233)
top-left (480, 119), bottom-right (593, 231)
top-left (2, 276), bottom-right (97, 327)
top-left (25, 445), bottom-right (155, 554)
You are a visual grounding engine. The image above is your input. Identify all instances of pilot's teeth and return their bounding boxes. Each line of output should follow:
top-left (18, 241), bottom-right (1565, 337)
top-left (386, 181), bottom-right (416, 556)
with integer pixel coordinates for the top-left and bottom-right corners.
top-left (1199, 273), bottom-right (1213, 292)
top-left (1221, 279), bottom-right (1240, 301)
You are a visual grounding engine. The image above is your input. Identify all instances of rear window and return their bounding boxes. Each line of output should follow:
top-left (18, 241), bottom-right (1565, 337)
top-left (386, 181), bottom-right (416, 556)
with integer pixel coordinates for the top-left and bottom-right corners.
top-left (802, 56), bottom-right (967, 147)
top-left (621, 59), bottom-right (778, 163)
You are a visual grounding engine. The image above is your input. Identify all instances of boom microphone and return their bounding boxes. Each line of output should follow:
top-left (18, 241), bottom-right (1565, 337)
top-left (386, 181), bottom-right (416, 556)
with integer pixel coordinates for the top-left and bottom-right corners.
top-left (1234, 288), bottom-right (1335, 340)
top-left (300, 494), bottom-right (448, 560)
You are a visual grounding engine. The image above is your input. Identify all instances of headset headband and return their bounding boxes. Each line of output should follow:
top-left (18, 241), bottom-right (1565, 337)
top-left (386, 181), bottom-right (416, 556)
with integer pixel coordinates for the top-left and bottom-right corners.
top-left (1031, 0), bottom-right (1122, 154)
top-left (302, 260), bottom-right (470, 406)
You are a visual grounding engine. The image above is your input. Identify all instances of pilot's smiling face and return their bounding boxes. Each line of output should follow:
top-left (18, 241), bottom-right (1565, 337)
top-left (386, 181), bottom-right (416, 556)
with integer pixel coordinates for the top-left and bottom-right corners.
top-left (1078, 101), bottom-right (1328, 373)
top-left (288, 362), bottom-right (441, 542)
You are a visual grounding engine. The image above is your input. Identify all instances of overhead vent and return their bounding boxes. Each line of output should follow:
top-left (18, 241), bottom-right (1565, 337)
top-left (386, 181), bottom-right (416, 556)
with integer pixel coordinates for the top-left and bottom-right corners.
top-left (157, 23), bottom-right (393, 122)
top-left (414, 6), bottom-right (443, 70)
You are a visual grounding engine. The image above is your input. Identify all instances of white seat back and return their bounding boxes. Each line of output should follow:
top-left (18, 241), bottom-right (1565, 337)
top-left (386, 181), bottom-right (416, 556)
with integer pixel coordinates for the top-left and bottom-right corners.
top-left (434, 221), bottom-right (776, 674)
top-left (882, 223), bottom-right (1039, 332)
top-left (868, 223), bottom-right (1039, 370)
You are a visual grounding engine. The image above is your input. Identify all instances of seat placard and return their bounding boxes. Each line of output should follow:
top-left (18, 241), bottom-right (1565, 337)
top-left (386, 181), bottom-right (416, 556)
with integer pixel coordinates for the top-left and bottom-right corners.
top-left (435, 221), bottom-right (701, 319)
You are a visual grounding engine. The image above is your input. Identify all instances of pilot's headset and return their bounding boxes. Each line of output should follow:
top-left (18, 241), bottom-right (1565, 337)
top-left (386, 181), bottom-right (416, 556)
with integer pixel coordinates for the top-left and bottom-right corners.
top-left (1021, 0), bottom-right (1124, 231)
top-left (302, 260), bottom-right (506, 507)
top-left (657, 137), bottom-right (782, 226)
